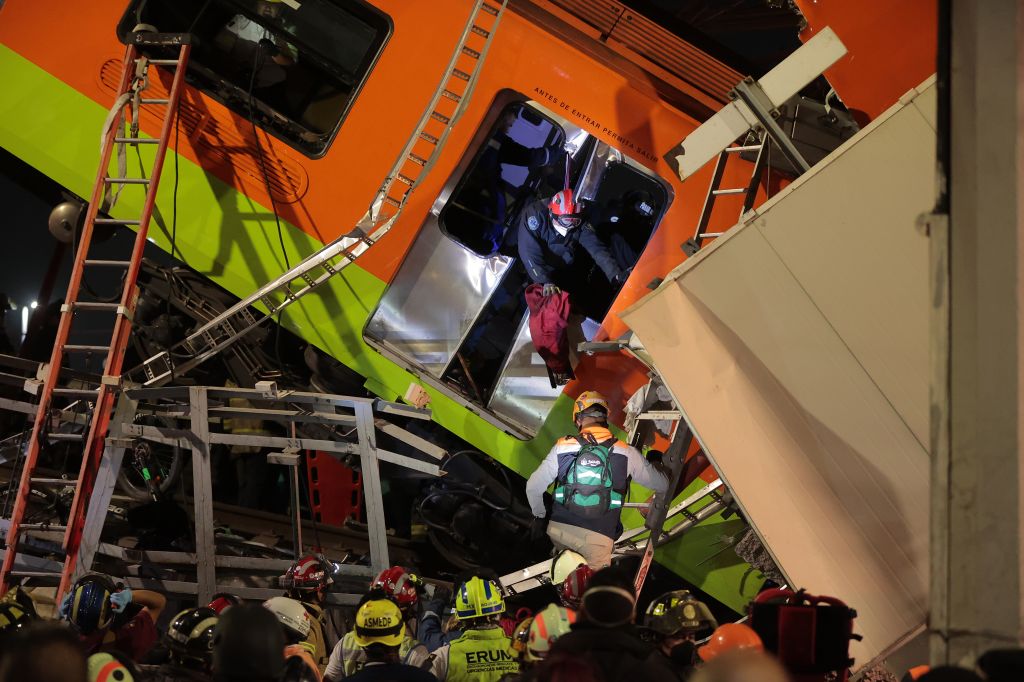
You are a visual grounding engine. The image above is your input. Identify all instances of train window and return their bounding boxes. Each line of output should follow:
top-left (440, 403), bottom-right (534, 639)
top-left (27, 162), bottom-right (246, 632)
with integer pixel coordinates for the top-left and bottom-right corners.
top-left (118, 0), bottom-right (391, 158)
top-left (439, 103), bottom-right (565, 257)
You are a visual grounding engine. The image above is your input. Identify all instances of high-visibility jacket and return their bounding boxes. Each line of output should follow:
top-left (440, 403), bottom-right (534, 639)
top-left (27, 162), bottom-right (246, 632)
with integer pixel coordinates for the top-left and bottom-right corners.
top-left (429, 627), bottom-right (520, 681)
top-left (324, 630), bottom-right (429, 679)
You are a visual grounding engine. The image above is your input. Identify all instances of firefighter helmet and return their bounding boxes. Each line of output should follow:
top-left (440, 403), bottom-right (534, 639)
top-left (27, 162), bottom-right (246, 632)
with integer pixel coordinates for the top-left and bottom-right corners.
top-left (509, 616), bottom-right (534, 656)
top-left (67, 574), bottom-right (116, 634)
top-left (558, 564), bottom-right (594, 610)
top-left (353, 597), bottom-right (404, 647)
top-left (369, 566), bottom-right (421, 612)
top-left (281, 555), bottom-right (332, 594)
top-left (166, 607), bottom-right (219, 668)
top-left (208, 592), bottom-right (241, 615)
top-left (264, 597), bottom-right (311, 643)
top-left (549, 189), bottom-right (582, 230)
top-left (572, 391), bottom-right (609, 422)
top-left (455, 577), bottom-right (505, 620)
top-left (87, 652), bottom-right (138, 682)
top-left (0, 602), bottom-right (33, 637)
top-left (698, 623), bottom-right (763, 661)
top-left (527, 604), bottom-right (577, 661)
top-left (644, 590), bottom-right (717, 637)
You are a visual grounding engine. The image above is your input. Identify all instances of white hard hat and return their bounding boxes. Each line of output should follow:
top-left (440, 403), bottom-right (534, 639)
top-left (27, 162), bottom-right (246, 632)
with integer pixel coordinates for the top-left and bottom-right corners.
top-left (263, 596), bottom-right (311, 640)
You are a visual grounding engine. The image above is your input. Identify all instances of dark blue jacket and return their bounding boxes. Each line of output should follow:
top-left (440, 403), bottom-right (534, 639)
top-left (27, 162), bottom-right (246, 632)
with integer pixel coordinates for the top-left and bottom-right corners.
top-left (516, 198), bottom-right (622, 285)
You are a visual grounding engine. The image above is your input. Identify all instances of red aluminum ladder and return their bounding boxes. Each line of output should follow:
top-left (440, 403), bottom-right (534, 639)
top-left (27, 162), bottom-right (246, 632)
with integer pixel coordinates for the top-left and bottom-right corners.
top-left (0, 30), bottom-right (192, 599)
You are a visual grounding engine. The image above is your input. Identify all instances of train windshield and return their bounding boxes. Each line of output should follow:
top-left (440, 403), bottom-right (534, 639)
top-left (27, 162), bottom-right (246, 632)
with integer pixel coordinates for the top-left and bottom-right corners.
top-left (118, 0), bottom-right (391, 157)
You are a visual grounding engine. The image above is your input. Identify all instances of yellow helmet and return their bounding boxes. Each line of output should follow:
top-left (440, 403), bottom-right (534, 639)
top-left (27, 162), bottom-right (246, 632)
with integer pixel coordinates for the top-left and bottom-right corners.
top-left (509, 616), bottom-right (534, 656)
top-left (454, 577), bottom-right (505, 620)
top-left (353, 598), bottom-right (404, 647)
top-left (572, 391), bottom-right (608, 422)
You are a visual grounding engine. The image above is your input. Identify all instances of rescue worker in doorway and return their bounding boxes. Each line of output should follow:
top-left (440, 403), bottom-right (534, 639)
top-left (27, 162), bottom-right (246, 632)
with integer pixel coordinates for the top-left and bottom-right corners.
top-left (525, 391), bottom-right (669, 568)
top-left (428, 577), bottom-right (520, 681)
top-left (517, 189), bottom-right (630, 296)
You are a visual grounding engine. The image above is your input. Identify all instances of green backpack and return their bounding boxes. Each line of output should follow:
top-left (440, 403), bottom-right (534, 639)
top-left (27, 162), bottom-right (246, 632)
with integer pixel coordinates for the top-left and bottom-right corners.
top-left (553, 436), bottom-right (624, 518)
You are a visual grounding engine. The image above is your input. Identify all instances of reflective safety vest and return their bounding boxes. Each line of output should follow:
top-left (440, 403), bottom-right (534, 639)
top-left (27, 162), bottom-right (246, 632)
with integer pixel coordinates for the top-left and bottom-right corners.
top-left (443, 627), bottom-right (520, 681)
top-left (301, 601), bottom-right (330, 672)
top-left (338, 631), bottom-right (429, 676)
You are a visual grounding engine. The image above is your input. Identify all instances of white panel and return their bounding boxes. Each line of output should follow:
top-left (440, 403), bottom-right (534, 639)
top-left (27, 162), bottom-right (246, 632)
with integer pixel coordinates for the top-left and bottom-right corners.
top-left (621, 76), bottom-right (937, 668)
top-left (672, 101), bottom-right (755, 180)
top-left (759, 27), bottom-right (847, 107)
top-left (754, 79), bottom-right (936, 446)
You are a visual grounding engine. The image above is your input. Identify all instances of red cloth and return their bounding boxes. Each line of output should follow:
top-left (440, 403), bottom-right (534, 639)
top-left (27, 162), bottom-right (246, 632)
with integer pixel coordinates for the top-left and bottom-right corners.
top-left (525, 283), bottom-right (572, 376)
top-left (81, 608), bottom-right (159, 662)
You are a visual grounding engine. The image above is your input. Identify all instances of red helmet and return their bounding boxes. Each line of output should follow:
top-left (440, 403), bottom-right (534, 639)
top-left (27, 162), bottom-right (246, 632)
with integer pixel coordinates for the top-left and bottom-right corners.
top-left (549, 189), bottom-right (582, 230)
top-left (370, 566), bottom-right (421, 610)
top-left (281, 555), bottom-right (333, 594)
top-left (208, 592), bottom-right (241, 615)
top-left (558, 564), bottom-right (594, 610)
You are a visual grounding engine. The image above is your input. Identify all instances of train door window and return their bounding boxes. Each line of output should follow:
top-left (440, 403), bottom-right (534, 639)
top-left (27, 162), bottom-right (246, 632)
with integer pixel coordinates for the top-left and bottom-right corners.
top-left (118, 0), bottom-right (391, 158)
top-left (439, 103), bottom-right (565, 257)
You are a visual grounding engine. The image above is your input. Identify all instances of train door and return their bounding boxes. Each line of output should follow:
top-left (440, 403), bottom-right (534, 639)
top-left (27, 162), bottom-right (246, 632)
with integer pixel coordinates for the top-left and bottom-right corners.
top-left (365, 93), bottom-right (669, 436)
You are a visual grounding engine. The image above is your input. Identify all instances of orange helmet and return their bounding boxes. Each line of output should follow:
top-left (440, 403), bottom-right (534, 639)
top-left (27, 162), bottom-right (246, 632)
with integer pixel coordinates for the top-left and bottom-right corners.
top-left (698, 623), bottom-right (764, 661)
top-left (572, 391), bottom-right (608, 422)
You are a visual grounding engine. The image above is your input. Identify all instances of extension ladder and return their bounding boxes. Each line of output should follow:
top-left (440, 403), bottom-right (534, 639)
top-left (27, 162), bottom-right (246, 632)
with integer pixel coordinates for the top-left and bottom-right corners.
top-left (128, 0), bottom-right (508, 388)
top-left (0, 31), bottom-right (192, 599)
top-left (681, 132), bottom-right (770, 256)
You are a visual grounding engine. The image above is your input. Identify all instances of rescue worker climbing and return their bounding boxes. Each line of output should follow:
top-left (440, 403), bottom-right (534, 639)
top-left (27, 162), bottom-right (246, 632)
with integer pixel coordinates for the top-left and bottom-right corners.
top-left (428, 577), bottom-right (520, 681)
top-left (526, 391), bottom-right (669, 568)
top-left (324, 588), bottom-right (429, 680)
top-left (517, 189), bottom-right (628, 292)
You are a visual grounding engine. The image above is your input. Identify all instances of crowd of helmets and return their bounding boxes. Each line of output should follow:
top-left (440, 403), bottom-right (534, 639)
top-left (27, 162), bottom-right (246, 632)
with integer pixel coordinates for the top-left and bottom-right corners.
top-left (0, 550), bottom-right (1021, 682)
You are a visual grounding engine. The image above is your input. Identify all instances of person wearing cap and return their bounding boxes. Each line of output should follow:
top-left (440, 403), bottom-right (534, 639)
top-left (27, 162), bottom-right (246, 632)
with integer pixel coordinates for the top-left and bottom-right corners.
top-left (545, 566), bottom-right (678, 681)
top-left (526, 391), bottom-right (669, 569)
top-left (429, 577), bottom-right (519, 681)
top-left (325, 590), bottom-right (429, 680)
top-left (341, 596), bottom-right (436, 682)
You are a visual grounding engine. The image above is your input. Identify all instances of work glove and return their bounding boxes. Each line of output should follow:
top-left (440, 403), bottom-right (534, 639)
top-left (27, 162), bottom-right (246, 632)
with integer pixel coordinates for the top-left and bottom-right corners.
top-left (529, 516), bottom-right (548, 543)
top-left (109, 587), bottom-right (132, 614)
top-left (541, 283), bottom-right (561, 297)
top-left (59, 592), bottom-right (73, 620)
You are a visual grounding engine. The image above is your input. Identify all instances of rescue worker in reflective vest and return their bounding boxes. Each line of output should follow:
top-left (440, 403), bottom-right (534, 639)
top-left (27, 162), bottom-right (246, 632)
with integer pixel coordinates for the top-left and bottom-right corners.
top-left (517, 189), bottom-right (629, 296)
top-left (525, 391), bottom-right (669, 568)
top-left (344, 597), bottom-right (436, 682)
top-left (324, 590), bottom-right (429, 680)
top-left (428, 577), bottom-right (520, 682)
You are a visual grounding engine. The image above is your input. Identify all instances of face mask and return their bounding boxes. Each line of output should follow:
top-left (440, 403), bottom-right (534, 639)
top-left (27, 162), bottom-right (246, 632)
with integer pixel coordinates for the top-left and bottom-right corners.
top-left (669, 640), bottom-right (697, 666)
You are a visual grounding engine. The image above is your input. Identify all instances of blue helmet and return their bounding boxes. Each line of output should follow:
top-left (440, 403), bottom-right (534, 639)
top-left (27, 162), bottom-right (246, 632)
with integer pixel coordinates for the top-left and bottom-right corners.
top-left (68, 574), bottom-right (115, 634)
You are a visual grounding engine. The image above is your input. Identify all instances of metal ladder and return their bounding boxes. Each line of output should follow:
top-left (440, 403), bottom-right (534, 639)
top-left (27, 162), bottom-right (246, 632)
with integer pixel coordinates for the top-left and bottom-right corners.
top-left (128, 0), bottom-right (508, 388)
top-left (681, 132), bottom-right (770, 256)
top-left (0, 31), bottom-right (192, 598)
